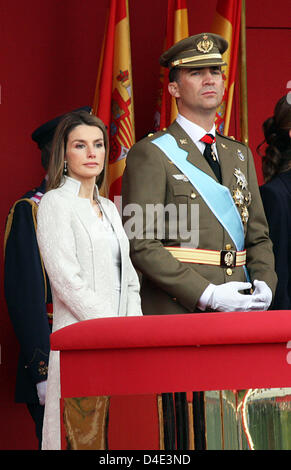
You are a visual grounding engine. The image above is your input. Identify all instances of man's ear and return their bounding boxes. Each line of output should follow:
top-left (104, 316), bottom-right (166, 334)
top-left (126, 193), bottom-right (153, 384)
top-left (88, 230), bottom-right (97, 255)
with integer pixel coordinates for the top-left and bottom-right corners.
top-left (168, 81), bottom-right (180, 98)
top-left (289, 129), bottom-right (291, 139)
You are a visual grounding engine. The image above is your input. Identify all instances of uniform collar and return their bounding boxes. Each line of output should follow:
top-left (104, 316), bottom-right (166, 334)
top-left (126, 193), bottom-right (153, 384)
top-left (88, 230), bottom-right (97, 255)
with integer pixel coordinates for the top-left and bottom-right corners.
top-left (176, 113), bottom-right (216, 144)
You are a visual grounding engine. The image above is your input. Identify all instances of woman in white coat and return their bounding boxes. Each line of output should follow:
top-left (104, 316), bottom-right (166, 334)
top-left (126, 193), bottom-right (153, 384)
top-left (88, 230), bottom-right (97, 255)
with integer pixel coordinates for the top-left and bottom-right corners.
top-left (36, 110), bottom-right (142, 449)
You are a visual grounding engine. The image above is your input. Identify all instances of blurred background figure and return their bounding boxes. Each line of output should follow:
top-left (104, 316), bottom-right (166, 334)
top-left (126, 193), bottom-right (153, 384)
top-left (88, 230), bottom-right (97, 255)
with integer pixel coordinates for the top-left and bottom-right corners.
top-left (259, 95), bottom-right (291, 310)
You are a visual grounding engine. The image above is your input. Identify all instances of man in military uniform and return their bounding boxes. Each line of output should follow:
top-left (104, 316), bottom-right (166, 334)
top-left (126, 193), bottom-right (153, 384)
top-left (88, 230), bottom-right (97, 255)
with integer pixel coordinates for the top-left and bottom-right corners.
top-left (4, 107), bottom-right (90, 448)
top-left (122, 33), bottom-right (277, 449)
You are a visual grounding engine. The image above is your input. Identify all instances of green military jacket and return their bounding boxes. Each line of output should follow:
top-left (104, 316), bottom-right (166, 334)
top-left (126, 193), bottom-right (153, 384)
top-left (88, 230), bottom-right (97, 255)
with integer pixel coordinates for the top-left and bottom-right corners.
top-left (122, 120), bottom-right (277, 315)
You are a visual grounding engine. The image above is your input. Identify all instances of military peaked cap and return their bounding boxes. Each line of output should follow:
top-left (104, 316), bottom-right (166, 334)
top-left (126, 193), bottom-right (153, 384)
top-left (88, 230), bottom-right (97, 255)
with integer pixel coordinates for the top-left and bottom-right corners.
top-left (160, 32), bottom-right (228, 70)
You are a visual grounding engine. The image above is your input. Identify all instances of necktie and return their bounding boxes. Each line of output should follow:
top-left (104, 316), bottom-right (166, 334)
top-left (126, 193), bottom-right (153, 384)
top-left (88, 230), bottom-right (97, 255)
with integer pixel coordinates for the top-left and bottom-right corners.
top-left (200, 134), bottom-right (222, 183)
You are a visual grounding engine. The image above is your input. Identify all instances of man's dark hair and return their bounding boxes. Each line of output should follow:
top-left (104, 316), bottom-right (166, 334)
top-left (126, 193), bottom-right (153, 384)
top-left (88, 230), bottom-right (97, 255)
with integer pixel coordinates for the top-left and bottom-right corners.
top-left (169, 67), bottom-right (180, 83)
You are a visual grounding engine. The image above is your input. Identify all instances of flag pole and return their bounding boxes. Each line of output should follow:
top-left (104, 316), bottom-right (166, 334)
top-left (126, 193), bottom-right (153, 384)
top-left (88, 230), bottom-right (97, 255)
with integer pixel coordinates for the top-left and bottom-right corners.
top-left (239, 0), bottom-right (248, 145)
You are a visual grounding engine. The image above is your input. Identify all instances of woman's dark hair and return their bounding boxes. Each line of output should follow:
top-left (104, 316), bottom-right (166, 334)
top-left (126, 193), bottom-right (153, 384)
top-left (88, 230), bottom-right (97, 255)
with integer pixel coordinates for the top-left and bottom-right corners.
top-left (46, 110), bottom-right (109, 195)
top-left (257, 95), bottom-right (291, 182)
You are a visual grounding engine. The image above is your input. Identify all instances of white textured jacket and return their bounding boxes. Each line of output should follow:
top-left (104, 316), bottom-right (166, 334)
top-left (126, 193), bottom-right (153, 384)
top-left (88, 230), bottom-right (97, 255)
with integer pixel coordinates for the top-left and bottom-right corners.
top-left (37, 176), bottom-right (142, 332)
top-left (36, 176), bottom-right (142, 449)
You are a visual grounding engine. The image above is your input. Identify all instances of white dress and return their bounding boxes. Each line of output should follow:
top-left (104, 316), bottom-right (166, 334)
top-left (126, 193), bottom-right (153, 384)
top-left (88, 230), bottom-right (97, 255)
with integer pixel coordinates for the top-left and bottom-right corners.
top-left (36, 176), bottom-right (142, 449)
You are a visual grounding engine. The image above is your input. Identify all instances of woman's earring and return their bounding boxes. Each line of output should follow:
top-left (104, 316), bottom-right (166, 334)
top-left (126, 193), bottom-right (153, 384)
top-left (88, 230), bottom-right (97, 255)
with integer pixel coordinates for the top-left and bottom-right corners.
top-left (64, 160), bottom-right (68, 174)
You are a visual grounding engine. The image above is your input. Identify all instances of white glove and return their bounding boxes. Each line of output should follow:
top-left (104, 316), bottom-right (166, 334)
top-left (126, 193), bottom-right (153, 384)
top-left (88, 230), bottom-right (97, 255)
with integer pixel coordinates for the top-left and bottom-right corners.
top-left (207, 281), bottom-right (255, 312)
top-left (36, 380), bottom-right (47, 406)
top-left (248, 279), bottom-right (272, 311)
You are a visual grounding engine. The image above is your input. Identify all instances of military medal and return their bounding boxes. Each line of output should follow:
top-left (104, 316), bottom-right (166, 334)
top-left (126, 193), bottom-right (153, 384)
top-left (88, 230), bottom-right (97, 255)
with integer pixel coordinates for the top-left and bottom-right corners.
top-left (232, 169), bottom-right (251, 224)
top-left (234, 168), bottom-right (248, 190)
top-left (244, 191), bottom-right (252, 207)
top-left (237, 149), bottom-right (245, 161)
top-left (232, 188), bottom-right (244, 206)
top-left (173, 174), bottom-right (189, 182)
top-left (241, 206), bottom-right (249, 224)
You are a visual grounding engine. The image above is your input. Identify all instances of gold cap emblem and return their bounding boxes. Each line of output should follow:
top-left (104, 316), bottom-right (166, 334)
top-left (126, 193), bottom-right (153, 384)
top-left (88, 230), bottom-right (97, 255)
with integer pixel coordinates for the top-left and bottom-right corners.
top-left (197, 35), bottom-right (214, 54)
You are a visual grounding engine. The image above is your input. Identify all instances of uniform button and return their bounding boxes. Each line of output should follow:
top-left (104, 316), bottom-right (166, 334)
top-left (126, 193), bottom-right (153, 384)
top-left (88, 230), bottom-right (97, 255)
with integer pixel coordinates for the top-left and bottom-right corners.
top-left (226, 268), bottom-right (233, 276)
top-left (190, 192), bottom-right (196, 199)
top-left (225, 244), bottom-right (232, 250)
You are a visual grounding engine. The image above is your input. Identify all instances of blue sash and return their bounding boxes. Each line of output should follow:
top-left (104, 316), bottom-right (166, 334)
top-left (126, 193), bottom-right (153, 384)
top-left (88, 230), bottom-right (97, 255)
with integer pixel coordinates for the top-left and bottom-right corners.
top-left (152, 133), bottom-right (245, 251)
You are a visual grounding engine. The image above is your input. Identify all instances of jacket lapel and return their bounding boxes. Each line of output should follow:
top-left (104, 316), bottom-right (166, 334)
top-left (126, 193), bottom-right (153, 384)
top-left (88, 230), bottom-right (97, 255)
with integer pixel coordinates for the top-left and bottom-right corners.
top-left (216, 133), bottom-right (237, 187)
top-left (73, 198), bottom-right (97, 237)
top-left (168, 121), bottom-right (221, 182)
top-left (99, 200), bottom-right (126, 262)
top-left (99, 200), bottom-right (127, 312)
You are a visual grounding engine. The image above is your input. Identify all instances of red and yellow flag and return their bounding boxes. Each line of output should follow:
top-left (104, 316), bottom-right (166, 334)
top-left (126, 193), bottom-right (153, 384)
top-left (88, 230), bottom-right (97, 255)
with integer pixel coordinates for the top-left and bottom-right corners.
top-left (154, 0), bottom-right (189, 131)
top-left (211, 0), bottom-right (242, 135)
top-left (92, 0), bottom-right (135, 200)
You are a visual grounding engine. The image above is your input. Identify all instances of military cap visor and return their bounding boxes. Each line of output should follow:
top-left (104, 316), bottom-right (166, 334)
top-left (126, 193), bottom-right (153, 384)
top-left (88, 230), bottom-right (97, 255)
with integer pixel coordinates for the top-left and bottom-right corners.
top-left (31, 106), bottom-right (91, 149)
top-left (160, 33), bottom-right (228, 70)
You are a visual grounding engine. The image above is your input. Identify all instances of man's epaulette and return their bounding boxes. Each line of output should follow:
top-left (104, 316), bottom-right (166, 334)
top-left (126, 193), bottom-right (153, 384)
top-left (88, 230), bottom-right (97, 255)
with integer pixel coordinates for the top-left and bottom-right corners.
top-left (146, 128), bottom-right (168, 141)
top-left (217, 132), bottom-right (248, 147)
top-left (3, 195), bottom-right (48, 303)
top-left (4, 198), bottom-right (38, 254)
top-left (4, 190), bottom-right (44, 246)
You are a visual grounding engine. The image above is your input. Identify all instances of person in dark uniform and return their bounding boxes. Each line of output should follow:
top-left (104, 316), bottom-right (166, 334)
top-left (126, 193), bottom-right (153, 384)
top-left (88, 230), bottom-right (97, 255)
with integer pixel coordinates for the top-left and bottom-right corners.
top-left (122, 33), bottom-right (277, 449)
top-left (259, 95), bottom-right (291, 310)
top-left (4, 107), bottom-right (90, 448)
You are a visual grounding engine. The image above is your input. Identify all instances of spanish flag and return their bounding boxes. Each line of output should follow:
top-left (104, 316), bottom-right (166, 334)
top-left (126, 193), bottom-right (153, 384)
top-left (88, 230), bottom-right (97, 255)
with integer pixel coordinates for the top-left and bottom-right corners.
top-left (92, 0), bottom-right (135, 200)
top-left (154, 0), bottom-right (189, 131)
top-left (211, 0), bottom-right (242, 135)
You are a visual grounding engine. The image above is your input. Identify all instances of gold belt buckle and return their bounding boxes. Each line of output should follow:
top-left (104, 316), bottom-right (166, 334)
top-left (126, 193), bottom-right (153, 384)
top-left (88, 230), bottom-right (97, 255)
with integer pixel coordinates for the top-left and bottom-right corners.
top-left (220, 250), bottom-right (236, 268)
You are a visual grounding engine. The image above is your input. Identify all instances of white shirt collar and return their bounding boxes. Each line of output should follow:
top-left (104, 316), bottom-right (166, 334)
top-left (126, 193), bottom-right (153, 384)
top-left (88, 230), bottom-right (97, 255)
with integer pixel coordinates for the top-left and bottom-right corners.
top-left (176, 113), bottom-right (216, 144)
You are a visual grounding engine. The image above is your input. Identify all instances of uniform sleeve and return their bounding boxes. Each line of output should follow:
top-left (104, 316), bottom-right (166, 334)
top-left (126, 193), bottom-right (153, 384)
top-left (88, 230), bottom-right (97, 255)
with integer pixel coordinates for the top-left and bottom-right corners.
top-left (122, 140), bottom-right (210, 311)
top-left (37, 192), bottom-right (116, 320)
top-left (244, 147), bottom-right (277, 295)
top-left (4, 200), bottom-right (51, 385)
top-left (260, 184), bottom-right (290, 308)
